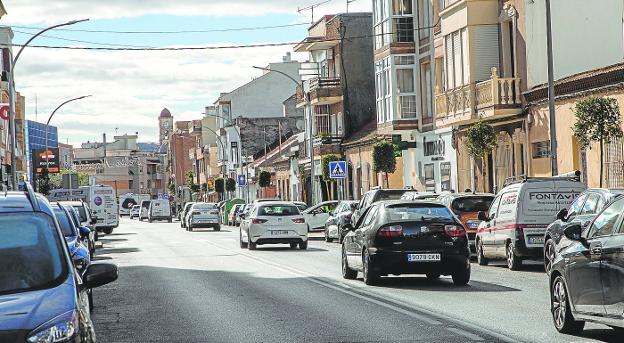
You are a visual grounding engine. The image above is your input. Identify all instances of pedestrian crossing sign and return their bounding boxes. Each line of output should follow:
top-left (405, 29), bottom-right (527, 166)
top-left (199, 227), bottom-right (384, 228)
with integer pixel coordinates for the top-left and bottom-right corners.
top-left (329, 161), bottom-right (347, 179)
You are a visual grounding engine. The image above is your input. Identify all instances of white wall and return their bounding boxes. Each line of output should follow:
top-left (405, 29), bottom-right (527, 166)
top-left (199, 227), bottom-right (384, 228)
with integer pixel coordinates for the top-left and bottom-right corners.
top-left (525, 0), bottom-right (624, 89)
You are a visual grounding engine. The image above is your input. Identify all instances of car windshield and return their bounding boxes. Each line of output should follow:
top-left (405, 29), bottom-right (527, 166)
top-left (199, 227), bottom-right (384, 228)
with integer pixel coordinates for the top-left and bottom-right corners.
top-left (72, 205), bottom-right (87, 222)
top-left (0, 213), bottom-right (68, 295)
top-left (194, 203), bottom-right (217, 210)
top-left (386, 204), bottom-right (455, 222)
top-left (452, 196), bottom-right (494, 213)
top-left (142, 202), bottom-right (151, 209)
top-left (53, 207), bottom-right (77, 237)
top-left (258, 205), bottom-right (300, 216)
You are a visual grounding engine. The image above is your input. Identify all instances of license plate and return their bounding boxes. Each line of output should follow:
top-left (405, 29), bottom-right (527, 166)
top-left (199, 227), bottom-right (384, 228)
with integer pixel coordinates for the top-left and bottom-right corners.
top-left (527, 236), bottom-right (544, 245)
top-left (408, 253), bottom-right (441, 262)
top-left (271, 230), bottom-right (289, 235)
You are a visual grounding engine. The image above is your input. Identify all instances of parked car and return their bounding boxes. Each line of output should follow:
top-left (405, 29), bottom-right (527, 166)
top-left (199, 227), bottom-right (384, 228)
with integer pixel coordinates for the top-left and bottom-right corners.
top-left (62, 201), bottom-right (97, 239)
top-left (139, 200), bottom-right (151, 221)
top-left (239, 201), bottom-right (308, 250)
top-left (234, 204), bottom-right (248, 226)
top-left (130, 204), bottom-right (141, 219)
top-left (293, 201), bottom-right (308, 212)
top-left (342, 200), bottom-right (471, 286)
top-left (0, 185), bottom-right (118, 342)
top-left (400, 191), bottom-right (439, 201)
top-left (52, 203), bottom-right (92, 275)
top-left (302, 200), bottom-right (339, 231)
top-left (549, 195), bottom-right (624, 335)
top-left (186, 202), bottom-right (220, 231)
top-left (148, 199), bottom-right (172, 223)
top-left (352, 189), bottom-right (410, 225)
top-left (179, 202), bottom-right (195, 228)
top-left (237, 204), bottom-right (251, 225)
top-left (67, 205), bottom-right (96, 258)
top-left (543, 188), bottom-right (623, 273)
top-left (228, 204), bottom-right (243, 226)
top-left (437, 193), bottom-right (495, 252)
top-left (324, 200), bottom-right (358, 243)
top-left (476, 177), bottom-right (586, 270)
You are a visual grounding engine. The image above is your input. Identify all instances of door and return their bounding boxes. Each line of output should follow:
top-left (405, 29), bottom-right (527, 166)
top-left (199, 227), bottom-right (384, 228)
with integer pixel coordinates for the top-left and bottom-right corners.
top-left (480, 194), bottom-right (501, 254)
top-left (345, 205), bottom-right (375, 270)
top-left (568, 199), bottom-right (624, 315)
top-left (353, 204), bottom-right (379, 269)
top-left (494, 191), bottom-right (519, 254)
top-left (598, 198), bottom-right (624, 318)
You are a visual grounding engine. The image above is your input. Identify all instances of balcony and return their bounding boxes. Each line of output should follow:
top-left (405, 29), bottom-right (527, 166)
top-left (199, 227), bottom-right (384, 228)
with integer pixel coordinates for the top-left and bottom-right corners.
top-left (308, 77), bottom-right (342, 105)
top-left (435, 68), bottom-right (522, 127)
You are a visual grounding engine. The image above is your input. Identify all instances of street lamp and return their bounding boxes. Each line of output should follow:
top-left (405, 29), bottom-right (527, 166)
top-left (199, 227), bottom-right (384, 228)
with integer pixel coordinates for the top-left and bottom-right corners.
top-left (252, 66), bottom-right (314, 204)
top-left (8, 18), bottom-right (89, 189)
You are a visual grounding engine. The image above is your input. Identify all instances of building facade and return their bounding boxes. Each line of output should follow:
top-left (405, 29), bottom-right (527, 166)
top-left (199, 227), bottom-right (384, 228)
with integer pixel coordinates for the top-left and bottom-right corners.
top-left (25, 120), bottom-right (58, 184)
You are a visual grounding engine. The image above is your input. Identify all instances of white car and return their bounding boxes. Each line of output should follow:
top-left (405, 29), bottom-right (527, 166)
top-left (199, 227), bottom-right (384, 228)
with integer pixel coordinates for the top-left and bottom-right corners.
top-left (239, 201), bottom-right (308, 250)
top-left (302, 201), bottom-right (339, 232)
top-left (130, 205), bottom-right (140, 219)
top-left (185, 203), bottom-right (220, 231)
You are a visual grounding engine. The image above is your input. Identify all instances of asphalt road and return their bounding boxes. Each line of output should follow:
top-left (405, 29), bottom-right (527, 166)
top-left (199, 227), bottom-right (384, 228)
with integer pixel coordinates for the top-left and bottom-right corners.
top-left (90, 218), bottom-right (623, 343)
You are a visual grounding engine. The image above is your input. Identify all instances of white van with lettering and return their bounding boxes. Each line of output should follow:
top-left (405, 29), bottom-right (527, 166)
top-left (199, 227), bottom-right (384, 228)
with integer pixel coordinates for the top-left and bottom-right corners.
top-left (475, 177), bottom-right (586, 270)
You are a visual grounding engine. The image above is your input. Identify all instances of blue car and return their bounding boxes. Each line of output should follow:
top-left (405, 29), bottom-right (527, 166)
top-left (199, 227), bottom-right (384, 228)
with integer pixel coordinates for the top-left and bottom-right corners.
top-left (0, 185), bottom-right (117, 342)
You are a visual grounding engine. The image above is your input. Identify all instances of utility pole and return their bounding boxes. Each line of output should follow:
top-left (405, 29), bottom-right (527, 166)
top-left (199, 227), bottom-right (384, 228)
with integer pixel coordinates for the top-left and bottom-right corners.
top-left (545, 0), bottom-right (558, 176)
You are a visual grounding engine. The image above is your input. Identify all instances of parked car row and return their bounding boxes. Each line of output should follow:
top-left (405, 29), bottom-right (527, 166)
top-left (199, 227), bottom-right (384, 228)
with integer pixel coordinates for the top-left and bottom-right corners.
top-left (0, 184), bottom-right (118, 342)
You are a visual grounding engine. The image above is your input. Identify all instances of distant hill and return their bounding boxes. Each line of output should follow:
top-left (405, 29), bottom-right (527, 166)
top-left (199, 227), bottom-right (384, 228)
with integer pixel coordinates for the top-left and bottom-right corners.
top-left (137, 142), bottom-right (160, 153)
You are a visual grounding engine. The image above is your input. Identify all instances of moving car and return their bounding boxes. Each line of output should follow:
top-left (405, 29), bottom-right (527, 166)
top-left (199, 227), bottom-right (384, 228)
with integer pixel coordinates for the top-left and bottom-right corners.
top-left (544, 188), bottom-right (623, 273)
top-left (302, 200), bottom-right (339, 231)
top-left (549, 196), bottom-right (624, 335)
top-left (293, 201), bottom-right (308, 212)
top-left (148, 199), bottom-right (172, 223)
top-left (352, 189), bottom-right (409, 225)
top-left (130, 204), bottom-right (141, 219)
top-left (437, 193), bottom-right (495, 252)
top-left (239, 201), bottom-right (308, 250)
top-left (186, 203), bottom-right (220, 231)
top-left (476, 177), bottom-right (586, 270)
top-left (179, 202), bottom-right (195, 228)
top-left (324, 200), bottom-right (358, 243)
top-left (0, 184), bottom-right (118, 342)
top-left (139, 200), bottom-right (151, 221)
top-left (342, 201), bottom-right (471, 286)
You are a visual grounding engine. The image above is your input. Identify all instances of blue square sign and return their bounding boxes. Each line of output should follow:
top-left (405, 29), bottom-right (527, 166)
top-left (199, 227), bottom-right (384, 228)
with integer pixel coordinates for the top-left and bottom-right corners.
top-left (237, 174), bottom-right (247, 187)
top-left (329, 161), bottom-right (347, 179)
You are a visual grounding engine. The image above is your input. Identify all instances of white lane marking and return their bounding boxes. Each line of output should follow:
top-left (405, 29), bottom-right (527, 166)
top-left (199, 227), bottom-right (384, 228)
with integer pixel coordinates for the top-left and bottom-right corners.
top-left (446, 327), bottom-right (484, 341)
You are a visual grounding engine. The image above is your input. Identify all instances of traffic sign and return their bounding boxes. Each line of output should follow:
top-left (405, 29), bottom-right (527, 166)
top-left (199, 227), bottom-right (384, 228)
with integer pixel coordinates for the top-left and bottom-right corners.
top-left (237, 174), bottom-right (247, 187)
top-left (329, 161), bottom-right (347, 179)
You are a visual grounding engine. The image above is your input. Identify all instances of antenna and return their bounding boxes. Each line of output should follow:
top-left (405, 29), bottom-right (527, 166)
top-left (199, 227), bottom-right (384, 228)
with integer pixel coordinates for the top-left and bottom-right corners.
top-left (347, 0), bottom-right (358, 12)
top-left (297, 0), bottom-right (332, 24)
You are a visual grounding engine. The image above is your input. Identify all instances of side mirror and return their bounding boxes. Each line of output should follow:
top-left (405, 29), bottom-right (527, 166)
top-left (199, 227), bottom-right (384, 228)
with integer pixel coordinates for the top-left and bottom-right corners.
top-left (240, 214), bottom-right (246, 220)
top-left (557, 209), bottom-right (569, 222)
top-left (563, 223), bottom-right (583, 242)
top-left (478, 211), bottom-right (490, 222)
top-left (83, 263), bottom-right (118, 289)
top-left (79, 226), bottom-right (91, 239)
top-left (90, 218), bottom-right (97, 225)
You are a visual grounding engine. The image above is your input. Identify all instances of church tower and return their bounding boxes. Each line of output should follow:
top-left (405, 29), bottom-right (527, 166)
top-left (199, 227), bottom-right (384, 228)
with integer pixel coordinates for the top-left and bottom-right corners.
top-left (159, 108), bottom-right (173, 144)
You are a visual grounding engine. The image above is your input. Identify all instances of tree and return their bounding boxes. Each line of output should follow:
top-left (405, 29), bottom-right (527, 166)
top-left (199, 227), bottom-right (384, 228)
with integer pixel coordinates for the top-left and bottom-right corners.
top-left (226, 178), bottom-right (236, 193)
top-left (168, 180), bottom-right (176, 195)
top-left (186, 171), bottom-right (200, 193)
top-left (466, 120), bottom-right (498, 192)
top-left (37, 170), bottom-right (52, 196)
top-left (258, 170), bottom-right (271, 188)
top-left (215, 177), bottom-right (225, 194)
top-left (573, 97), bottom-right (623, 187)
top-left (201, 183), bottom-right (208, 192)
top-left (373, 141), bottom-right (396, 188)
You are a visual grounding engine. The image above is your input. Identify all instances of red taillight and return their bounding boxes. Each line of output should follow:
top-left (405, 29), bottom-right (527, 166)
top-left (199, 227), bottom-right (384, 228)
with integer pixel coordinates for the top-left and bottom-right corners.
top-left (291, 218), bottom-right (305, 223)
top-left (445, 225), bottom-right (466, 237)
top-left (252, 218), bottom-right (268, 224)
top-left (377, 225), bottom-right (403, 238)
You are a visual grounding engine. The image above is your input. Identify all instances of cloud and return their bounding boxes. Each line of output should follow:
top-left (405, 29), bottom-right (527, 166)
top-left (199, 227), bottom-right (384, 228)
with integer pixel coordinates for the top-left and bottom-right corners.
top-left (2, 0), bottom-right (372, 24)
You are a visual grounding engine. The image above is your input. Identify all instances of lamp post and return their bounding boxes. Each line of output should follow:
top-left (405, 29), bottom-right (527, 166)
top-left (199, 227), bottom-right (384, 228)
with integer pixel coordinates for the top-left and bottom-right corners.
top-left (251, 66), bottom-right (314, 204)
top-left (8, 18), bottom-right (89, 190)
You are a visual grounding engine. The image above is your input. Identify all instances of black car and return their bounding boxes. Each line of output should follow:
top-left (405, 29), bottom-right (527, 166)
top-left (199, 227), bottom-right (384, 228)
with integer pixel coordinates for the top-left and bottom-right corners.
top-left (544, 188), bottom-right (623, 273)
top-left (324, 200), bottom-right (357, 243)
top-left (549, 195), bottom-right (624, 335)
top-left (342, 201), bottom-right (471, 286)
top-left (0, 184), bottom-right (118, 342)
top-left (351, 189), bottom-right (409, 225)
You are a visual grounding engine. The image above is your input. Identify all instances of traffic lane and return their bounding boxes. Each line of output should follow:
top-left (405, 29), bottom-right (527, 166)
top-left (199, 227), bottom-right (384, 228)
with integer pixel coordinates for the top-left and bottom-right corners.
top-left (92, 220), bottom-right (503, 343)
top-left (212, 225), bottom-right (617, 343)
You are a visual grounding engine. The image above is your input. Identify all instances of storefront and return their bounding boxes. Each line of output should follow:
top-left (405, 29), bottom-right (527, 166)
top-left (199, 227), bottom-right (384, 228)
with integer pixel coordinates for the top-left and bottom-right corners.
top-left (404, 128), bottom-right (457, 193)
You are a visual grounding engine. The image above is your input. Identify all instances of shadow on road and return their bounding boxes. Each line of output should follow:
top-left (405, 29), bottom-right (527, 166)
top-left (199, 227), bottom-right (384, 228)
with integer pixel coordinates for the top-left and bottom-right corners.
top-left (97, 247), bottom-right (141, 255)
top-left (104, 232), bottom-right (137, 237)
top-left (189, 229), bottom-right (232, 233)
top-left (485, 262), bottom-right (546, 274)
top-left (373, 276), bottom-right (521, 292)
top-left (252, 246), bottom-right (328, 253)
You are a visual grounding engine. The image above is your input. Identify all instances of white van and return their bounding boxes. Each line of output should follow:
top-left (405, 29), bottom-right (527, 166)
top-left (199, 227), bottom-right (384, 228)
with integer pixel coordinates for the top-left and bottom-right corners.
top-left (148, 200), bottom-right (172, 223)
top-left (475, 177), bottom-right (586, 270)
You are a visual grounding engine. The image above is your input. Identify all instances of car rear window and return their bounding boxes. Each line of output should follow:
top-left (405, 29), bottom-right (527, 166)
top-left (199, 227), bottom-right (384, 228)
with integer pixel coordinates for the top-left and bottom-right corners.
top-left (141, 201), bottom-right (151, 209)
top-left (451, 196), bottom-right (494, 213)
top-left (53, 208), bottom-right (76, 237)
top-left (194, 203), bottom-right (217, 210)
top-left (375, 190), bottom-right (408, 202)
top-left (386, 204), bottom-right (455, 222)
top-left (73, 205), bottom-right (87, 222)
top-left (258, 205), bottom-right (300, 216)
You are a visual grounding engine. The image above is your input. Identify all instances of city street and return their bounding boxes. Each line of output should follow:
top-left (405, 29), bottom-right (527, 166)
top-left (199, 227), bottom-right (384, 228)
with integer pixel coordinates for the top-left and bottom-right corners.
top-left (91, 219), bottom-right (622, 343)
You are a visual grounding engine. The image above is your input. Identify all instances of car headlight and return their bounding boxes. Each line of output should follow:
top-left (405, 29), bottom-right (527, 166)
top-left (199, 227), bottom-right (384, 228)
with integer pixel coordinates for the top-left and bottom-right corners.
top-left (27, 310), bottom-right (78, 343)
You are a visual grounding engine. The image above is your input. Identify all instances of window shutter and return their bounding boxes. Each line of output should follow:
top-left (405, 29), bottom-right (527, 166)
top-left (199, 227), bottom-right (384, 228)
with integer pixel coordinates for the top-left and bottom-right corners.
top-left (453, 32), bottom-right (461, 88)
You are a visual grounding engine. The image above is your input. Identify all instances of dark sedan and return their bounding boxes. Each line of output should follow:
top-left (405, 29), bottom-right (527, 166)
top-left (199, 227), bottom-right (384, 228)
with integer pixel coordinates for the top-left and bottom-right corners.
top-left (549, 195), bottom-right (624, 335)
top-left (342, 201), bottom-right (471, 286)
top-left (324, 200), bottom-right (358, 243)
top-left (543, 188), bottom-right (623, 273)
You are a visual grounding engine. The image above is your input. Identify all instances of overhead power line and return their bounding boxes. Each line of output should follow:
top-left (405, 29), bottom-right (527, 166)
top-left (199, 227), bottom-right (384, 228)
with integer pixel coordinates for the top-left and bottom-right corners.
top-left (12, 29), bottom-right (156, 49)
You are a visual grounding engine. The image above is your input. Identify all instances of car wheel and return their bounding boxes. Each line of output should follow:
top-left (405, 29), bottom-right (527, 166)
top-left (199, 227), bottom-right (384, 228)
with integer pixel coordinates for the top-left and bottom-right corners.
top-left (239, 231), bottom-right (248, 249)
top-left (103, 228), bottom-right (113, 235)
top-left (362, 249), bottom-right (379, 286)
top-left (94, 231), bottom-right (99, 241)
top-left (426, 273), bottom-right (440, 280)
top-left (168, 218), bottom-right (172, 223)
top-left (342, 246), bottom-right (357, 280)
top-left (88, 289), bottom-right (94, 313)
top-left (544, 238), bottom-right (556, 273)
top-left (214, 225), bottom-right (221, 231)
top-left (290, 243), bottom-right (298, 249)
top-left (188, 224), bottom-right (193, 232)
top-left (248, 241), bottom-right (257, 250)
top-left (551, 275), bottom-right (585, 334)
top-left (299, 241), bottom-right (308, 250)
top-left (325, 230), bottom-right (333, 243)
top-left (477, 240), bottom-right (489, 266)
top-left (506, 242), bottom-right (522, 270)
top-left (452, 264), bottom-right (471, 286)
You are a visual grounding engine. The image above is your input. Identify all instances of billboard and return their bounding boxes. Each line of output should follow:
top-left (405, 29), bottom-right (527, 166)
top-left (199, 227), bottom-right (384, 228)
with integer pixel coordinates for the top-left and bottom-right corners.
top-left (32, 148), bottom-right (60, 174)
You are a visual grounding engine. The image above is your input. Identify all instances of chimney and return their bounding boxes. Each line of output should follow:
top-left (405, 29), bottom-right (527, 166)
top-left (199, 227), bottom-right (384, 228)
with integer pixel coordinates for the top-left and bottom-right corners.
top-left (283, 52), bottom-right (291, 62)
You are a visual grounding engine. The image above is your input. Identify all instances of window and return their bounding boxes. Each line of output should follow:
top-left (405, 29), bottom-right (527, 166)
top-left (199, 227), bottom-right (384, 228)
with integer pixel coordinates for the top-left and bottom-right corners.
top-left (444, 28), bottom-right (468, 90)
top-left (363, 205), bottom-right (379, 227)
top-left (393, 17), bottom-right (414, 43)
top-left (420, 62), bottom-right (432, 118)
top-left (418, 0), bottom-right (431, 40)
top-left (441, 162), bottom-right (452, 191)
top-left (532, 141), bottom-right (551, 158)
top-left (424, 163), bottom-right (435, 191)
top-left (567, 193), bottom-right (588, 218)
top-left (393, 0), bottom-right (412, 15)
top-left (398, 96), bottom-right (417, 118)
top-left (488, 195), bottom-right (502, 219)
top-left (396, 68), bottom-right (414, 93)
top-left (581, 194), bottom-right (600, 215)
top-left (587, 198), bottom-right (624, 238)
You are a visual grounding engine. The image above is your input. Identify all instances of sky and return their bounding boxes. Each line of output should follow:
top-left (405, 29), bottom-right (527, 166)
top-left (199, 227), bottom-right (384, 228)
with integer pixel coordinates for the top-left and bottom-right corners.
top-left (2, 0), bottom-right (372, 146)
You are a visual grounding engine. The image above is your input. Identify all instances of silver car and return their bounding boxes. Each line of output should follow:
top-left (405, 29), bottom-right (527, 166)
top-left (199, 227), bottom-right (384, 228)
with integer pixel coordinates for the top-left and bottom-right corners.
top-left (185, 203), bottom-right (220, 231)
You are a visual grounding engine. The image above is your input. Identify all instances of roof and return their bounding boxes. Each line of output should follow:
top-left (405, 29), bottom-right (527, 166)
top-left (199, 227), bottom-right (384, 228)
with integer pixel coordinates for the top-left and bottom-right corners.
top-left (250, 135), bottom-right (299, 169)
top-left (160, 108), bottom-right (172, 118)
top-left (342, 121), bottom-right (380, 148)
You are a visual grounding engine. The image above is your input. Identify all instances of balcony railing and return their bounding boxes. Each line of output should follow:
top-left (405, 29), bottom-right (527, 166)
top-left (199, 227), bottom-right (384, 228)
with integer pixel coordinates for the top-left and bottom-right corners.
top-left (309, 77), bottom-right (340, 91)
top-left (436, 67), bottom-right (521, 124)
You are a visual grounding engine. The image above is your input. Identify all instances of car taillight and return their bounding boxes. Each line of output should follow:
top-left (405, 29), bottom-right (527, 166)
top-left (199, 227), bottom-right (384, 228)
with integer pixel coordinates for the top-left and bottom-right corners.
top-left (252, 218), bottom-right (268, 224)
top-left (377, 225), bottom-right (403, 238)
top-left (291, 218), bottom-right (305, 223)
top-left (445, 225), bottom-right (466, 237)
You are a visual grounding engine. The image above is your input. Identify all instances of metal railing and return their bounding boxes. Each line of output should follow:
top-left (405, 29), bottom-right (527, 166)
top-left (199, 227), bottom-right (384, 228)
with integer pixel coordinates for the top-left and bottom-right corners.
top-left (309, 77), bottom-right (341, 91)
